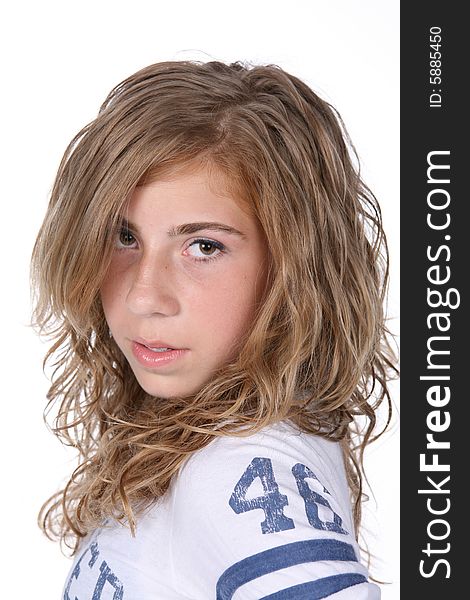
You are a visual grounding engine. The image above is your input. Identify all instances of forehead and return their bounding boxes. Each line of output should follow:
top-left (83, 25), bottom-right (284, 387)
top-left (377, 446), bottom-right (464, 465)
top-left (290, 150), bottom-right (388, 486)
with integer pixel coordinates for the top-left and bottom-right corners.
top-left (130, 161), bottom-right (254, 219)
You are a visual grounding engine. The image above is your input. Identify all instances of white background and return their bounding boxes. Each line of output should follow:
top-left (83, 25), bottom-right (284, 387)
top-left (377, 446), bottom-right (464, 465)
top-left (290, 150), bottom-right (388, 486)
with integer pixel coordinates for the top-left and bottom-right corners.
top-left (1, 1), bottom-right (399, 597)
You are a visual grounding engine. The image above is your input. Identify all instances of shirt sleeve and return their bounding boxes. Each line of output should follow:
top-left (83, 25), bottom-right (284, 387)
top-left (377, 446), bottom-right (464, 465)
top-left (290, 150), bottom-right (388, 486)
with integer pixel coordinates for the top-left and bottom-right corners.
top-left (169, 422), bottom-right (381, 599)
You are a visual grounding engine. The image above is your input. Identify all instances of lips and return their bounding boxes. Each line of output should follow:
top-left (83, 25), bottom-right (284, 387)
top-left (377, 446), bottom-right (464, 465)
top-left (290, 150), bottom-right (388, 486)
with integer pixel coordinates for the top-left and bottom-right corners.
top-left (134, 337), bottom-right (180, 350)
top-left (131, 341), bottom-right (189, 369)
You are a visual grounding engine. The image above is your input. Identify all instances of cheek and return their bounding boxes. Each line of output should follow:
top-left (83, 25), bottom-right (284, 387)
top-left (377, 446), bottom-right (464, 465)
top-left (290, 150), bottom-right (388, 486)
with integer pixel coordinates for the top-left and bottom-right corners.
top-left (199, 274), bottom-right (261, 338)
top-left (99, 268), bottom-right (124, 319)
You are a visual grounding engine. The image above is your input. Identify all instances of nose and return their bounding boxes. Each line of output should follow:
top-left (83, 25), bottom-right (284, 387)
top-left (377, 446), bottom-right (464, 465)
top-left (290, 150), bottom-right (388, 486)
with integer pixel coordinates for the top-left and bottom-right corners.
top-left (126, 252), bottom-right (180, 317)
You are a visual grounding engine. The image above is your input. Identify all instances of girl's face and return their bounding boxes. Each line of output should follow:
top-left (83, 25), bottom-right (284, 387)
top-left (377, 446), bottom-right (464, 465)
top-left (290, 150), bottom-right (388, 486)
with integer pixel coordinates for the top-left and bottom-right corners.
top-left (100, 165), bottom-right (270, 399)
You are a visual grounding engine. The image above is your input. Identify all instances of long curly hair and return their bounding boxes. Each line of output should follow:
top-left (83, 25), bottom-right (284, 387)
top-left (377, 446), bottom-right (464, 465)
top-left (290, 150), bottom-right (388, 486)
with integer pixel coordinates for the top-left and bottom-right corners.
top-left (30, 59), bottom-right (397, 554)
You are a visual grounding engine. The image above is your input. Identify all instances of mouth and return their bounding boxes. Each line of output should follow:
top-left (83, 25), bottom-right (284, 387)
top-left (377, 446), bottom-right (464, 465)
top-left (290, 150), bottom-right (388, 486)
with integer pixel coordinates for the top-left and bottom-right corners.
top-left (131, 340), bottom-right (189, 369)
top-left (134, 337), bottom-right (183, 351)
top-left (145, 346), bottom-right (175, 352)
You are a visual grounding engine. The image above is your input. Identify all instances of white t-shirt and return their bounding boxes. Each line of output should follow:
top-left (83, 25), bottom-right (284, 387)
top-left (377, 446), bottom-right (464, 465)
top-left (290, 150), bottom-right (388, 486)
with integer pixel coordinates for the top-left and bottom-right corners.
top-left (62, 420), bottom-right (380, 599)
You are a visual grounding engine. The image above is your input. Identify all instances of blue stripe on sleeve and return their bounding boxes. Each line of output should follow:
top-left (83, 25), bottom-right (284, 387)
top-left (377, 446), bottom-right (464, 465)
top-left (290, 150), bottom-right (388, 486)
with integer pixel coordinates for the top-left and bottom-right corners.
top-left (216, 538), bottom-right (360, 600)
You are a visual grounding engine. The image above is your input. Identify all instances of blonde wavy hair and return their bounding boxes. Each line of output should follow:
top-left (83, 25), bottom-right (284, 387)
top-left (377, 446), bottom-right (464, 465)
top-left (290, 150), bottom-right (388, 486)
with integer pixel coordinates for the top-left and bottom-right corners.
top-left (30, 59), bottom-right (397, 555)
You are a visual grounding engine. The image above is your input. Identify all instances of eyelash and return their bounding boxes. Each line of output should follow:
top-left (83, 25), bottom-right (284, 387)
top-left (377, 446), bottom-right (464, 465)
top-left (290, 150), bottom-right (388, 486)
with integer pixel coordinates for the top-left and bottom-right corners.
top-left (115, 228), bottom-right (226, 263)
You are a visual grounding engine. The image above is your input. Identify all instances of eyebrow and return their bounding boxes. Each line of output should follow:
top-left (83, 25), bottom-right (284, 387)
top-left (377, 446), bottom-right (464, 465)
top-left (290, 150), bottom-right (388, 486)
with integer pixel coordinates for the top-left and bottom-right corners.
top-left (120, 218), bottom-right (247, 239)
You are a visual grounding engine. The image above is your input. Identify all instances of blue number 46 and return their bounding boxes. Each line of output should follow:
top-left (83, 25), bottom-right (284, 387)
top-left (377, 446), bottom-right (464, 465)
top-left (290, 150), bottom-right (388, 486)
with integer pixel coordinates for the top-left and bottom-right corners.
top-left (229, 458), bottom-right (348, 535)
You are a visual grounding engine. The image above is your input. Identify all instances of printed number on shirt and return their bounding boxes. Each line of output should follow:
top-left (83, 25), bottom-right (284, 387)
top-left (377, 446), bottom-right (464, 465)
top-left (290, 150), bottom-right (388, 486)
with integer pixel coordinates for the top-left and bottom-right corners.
top-left (229, 458), bottom-right (348, 535)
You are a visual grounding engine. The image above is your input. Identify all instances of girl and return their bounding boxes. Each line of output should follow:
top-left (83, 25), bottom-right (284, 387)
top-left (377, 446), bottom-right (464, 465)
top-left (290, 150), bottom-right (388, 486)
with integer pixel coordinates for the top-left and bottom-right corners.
top-left (31, 59), bottom-right (397, 599)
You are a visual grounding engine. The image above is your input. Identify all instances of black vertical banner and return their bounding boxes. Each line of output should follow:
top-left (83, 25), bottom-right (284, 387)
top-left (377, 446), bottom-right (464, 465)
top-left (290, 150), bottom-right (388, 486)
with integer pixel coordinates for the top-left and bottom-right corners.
top-left (401, 3), bottom-right (466, 596)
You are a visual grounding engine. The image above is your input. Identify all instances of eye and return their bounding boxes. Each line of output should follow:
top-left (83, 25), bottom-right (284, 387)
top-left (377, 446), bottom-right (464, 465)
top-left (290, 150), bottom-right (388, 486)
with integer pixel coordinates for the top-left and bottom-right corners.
top-left (186, 238), bottom-right (226, 262)
top-left (116, 227), bottom-right (137, 248)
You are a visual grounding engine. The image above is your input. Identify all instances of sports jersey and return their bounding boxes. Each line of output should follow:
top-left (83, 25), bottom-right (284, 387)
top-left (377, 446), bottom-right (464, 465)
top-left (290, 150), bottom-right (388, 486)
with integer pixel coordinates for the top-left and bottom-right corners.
top-left (62, 420), bottom-right (380, 598)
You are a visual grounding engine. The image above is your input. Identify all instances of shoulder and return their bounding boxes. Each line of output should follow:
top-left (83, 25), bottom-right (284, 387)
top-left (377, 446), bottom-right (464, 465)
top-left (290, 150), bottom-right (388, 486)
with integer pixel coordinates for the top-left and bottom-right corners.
top-left (177, 420), bottom-right (352, 528)
top-left (169, 421), bottom-right (380, 598)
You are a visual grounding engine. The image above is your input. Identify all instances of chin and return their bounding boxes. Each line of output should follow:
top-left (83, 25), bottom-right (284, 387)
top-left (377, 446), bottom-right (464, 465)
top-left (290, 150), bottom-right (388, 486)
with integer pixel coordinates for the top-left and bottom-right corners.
top-left (135, 376), bottom-right (201, 400)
